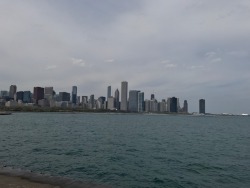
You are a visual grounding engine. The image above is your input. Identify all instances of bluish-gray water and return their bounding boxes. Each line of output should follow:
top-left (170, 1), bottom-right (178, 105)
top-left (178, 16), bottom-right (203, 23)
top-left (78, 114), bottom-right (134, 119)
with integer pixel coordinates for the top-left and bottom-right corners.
top-left (0, 113), bottom-right (249, 188)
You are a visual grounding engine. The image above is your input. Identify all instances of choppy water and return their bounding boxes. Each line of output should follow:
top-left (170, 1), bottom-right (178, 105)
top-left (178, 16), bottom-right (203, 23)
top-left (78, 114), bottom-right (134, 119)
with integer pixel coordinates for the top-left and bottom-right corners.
top-left (0, 112), bottom-right (249, 188)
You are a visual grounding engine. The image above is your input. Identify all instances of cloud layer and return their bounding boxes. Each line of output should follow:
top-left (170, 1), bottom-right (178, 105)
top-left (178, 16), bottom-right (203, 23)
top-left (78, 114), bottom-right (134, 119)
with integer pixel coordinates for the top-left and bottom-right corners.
top-left (0, 0), bottom-right (250, 113)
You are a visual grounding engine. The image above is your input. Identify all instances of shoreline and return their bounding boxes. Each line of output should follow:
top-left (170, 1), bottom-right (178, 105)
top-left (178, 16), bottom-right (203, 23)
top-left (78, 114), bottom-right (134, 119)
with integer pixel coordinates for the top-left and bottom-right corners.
top-left (0, 174), bottom-right (60, 188)
top-left (0, 166), bottom-right (111, 188)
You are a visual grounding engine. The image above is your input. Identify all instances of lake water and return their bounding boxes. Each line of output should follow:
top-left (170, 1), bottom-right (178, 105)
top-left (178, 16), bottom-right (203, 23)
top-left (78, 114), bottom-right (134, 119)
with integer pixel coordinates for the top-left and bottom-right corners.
top-left (0, 113), bottom-right (249, 188)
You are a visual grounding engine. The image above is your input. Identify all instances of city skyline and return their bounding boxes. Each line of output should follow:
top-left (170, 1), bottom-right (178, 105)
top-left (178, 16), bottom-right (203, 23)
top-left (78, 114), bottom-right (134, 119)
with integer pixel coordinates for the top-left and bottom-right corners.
top-left (0, 1), bottom-right (250, 114)
top-left (0, 82), bottom-right (203, 114)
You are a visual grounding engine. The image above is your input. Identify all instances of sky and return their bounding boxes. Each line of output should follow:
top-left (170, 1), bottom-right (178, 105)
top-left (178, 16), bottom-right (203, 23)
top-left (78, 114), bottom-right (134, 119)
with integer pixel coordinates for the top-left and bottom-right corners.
top-left (0, 0), bottom-right (250, 114)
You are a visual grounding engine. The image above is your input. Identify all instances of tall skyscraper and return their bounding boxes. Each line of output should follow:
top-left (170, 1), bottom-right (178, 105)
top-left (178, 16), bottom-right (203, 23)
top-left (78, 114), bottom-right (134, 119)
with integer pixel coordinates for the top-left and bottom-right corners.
top-left (89, 94), bottom-right (95, 109)
top-left (114, 89), bottom-right (119, 110)
top-left (183, 100), bottom-right (188, 113)
top-left (128, 90), bottom-right (139, 112)
top-left (72, 86), bottom-right (77, 104)
top-left (138, 92), bottom-right (144, 112)
top-left (170, 97), bottom-right (178, 113)
top-left (199, 99), bottom-right (205, 114)
top-left (107, 86), bottom-right (111, 99)
top-left (9, 85), bottom-right (17, 99)
top-left (120, 81), bottom-right (128, 111)
top-left (33, 87), bottom-right (44, 104)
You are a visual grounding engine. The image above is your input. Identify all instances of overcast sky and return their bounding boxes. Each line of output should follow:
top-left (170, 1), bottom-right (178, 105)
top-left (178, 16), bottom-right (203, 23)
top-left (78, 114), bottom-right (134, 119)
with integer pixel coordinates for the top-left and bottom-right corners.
top-left (0, 0), bottom-right (250, 114)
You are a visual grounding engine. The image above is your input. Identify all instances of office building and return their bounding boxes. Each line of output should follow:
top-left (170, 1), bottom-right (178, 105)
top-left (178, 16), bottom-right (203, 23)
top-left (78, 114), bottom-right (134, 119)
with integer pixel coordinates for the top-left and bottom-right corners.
top-left (82, 96), bottom-right (88, 109)
top-left (199, 99), bottom-right (205, 114)
top-left (89, 94), bottom-right (95, 109)
top-left (107, 97), bottom-right (115, 110)
top-left (59, 92), bottom-right (70, 102)
top-left (120, 81), bottom-right (128, 111)
top-left (138, 92), bottom-right (144, 112)
top-left (128, 90), bottom-right (139, 112)
top-left (23, 91), bottom-right (32, 103)
top-left (183, 100), bottom-right (188, 113)
top-left (159, 99), bottom-right (167, 112)
top-left (44, 87), bottom-right (54, 101)
top-left (151, 94), bottom-right (155, 100)
top-left (72, 86), bottom-right (77, 104)
top-left (33, 87), bottom-right (44, 104)
top-left (16, 91), bottom-right (24, 101)
top-left (114, 89), bottom-right (119, 110)
top-left (107, 86), bottom-right (111, 99)
top-left (9, 85), bottom-right (17, 99)
top-left (0, 91), bottom-right (9, 98)
top-left (170, 97), bottom-right (178, 113)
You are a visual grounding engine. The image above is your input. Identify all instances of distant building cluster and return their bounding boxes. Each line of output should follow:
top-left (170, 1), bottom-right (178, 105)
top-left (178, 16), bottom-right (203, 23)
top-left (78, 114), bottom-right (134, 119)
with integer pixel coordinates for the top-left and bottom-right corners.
top-left (0, 82), bottom-right (206, 113)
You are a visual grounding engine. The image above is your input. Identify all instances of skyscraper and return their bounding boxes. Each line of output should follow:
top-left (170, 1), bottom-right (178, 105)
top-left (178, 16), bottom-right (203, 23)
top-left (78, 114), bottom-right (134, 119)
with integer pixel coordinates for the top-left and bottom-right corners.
top-left (59, 92), bottom-right (70, 101)
top-left (138, 92), bottom-right (144, 112)
top-left (9, 85), bottom-right (17, 99)
top-left (151, 94), bottom-right (155, 100)
top-left (16, 91), bottom-right (24, 101)
top-left (107, 86), bottom-right (111, 99)
top-left (89, 94), bottom-right (95, 109)
top-left (183, 100), bottom-right (188, 113)
top-left (120, 81), bottom-right (128, 111)
top-left (114, 89), bottom-right (119, 110)
top-left (199, 99), bottom-right (205, 114)
top-left (72, 86), bottom-right (77, 104)
top-left (23, 91), bottom-right (32, 103)
top-left (128, 90), bottom-right (139, 112)
top-left (170, 97), bottom-right (178, 113)
top-left (33, 87), bottom-right (44, 104)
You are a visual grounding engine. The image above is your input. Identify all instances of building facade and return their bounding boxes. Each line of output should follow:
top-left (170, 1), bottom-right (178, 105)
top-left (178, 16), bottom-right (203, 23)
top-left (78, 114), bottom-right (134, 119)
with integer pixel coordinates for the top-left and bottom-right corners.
top-left (199, 99), bottom-right (205, 114)
top-left (9, 85), bottom-right (17, 99)
top-left (128, 90), bottom-right (139, 112)
top-left (138, 92), bottom-right (144, 112)
top-left (170, 97), bottom-right (178, 113)
top-left (114, 89), bottom-right (119, 110)
top-left (107, 86), bottom-right (111, 99)
top-left (120, 81), bottom-right (128, 111)
top-left (33, 87), bottom-right (44, 104)
top-left (72, 86), bottom-right (77, 104)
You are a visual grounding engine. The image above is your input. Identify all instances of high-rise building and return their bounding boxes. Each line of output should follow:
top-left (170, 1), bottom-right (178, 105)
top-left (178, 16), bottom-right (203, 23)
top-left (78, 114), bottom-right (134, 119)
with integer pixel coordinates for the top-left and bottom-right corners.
top-left (128, 90), bottom-right (139, 112)
top-left (107, 86), bottom-right (111, 99)
top-left (199, 99), bottom-right (205, 114)
top-left (170, 97), bottom-right (178, 113)
top-left (138, 92), bottom-right (144, 112)
top-left (33, 87), bottom-right (44, 104)
top-left (59, 92), bottom-right (70, 101)
top-left (44, 87), bottom-right (54, 101)
top-left (45, 87), bottom-right (53, 95)
top-left (107, 97), bottom-right (115, 110)
top-left (89, 94), bottom-right (95, 109)
top-left (16, 91), bottom-right (24, 101)
top-left (159, 99), bottom-right (167, 112)
top-left (114, 89), bottom-right (119, 110)
top-left (23, 91), bottom-right (32, 103)
top-left (72, 86), bottom-right (77, 104)
top-left (183, 100), bottom-right (188, 113)
top-left (120, 81), bottom-right (128, 111)
top-left (9, 85), bottom-right (17, 99)
top-left (151, 94), bottom-right (155, 100)
top-left (0, 91), bottom-right (9, 98)
top-left (82, 96), bottom-right (88, 109)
